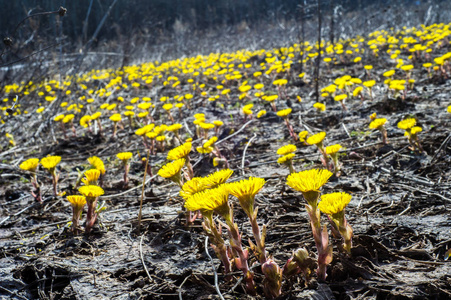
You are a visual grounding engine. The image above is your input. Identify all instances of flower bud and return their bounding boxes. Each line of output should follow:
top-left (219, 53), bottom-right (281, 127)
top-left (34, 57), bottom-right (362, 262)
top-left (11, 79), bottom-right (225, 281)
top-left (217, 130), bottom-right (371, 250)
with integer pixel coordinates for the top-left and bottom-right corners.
top-left (262, 259), bottom-right (282, 298)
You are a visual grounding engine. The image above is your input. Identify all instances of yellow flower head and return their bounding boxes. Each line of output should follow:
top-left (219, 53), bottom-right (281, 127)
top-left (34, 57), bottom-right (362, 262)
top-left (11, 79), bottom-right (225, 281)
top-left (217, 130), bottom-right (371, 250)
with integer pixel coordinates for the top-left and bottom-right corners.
top-left (397, 118), bottom-right (416, 130)
top-left (200, 122), bottom-right (215, 130)
top-left (196, 146), bottom-right (213, 154)
top-left (117, 152), bottom-right (133, 162)
top-left (88, 156), bottom-right (105, 175)
top-left (306, 132), bottom-right (326, 146)
top-left (167, 142), bottom-right (192, 160)
top-left (167, 123), bottom-right (183, 132)
top-left (334, 94), bottom-right (347, 102)
top-left (40, 156), bottom-right (61, 171)
top-left (318, 192), bottom-right (352, 215)
top-left (54, 114), bottom-right (65, 122)
top-left (228, 177), bottom-right (265, 216)
top-left (184, 184), bottom-right (230, 217)
top-left (313, 102), bottom-right (326, 111)
top-left (257, 110), bottom-right (267, 118)
top-left (363, 80), bottom-right (376, 88)
top-left (277, 153), bottom-right (295, 164)
top-left (213, 120), bottom-right (224, 127)
top-left (80, 115), bottom-right (92, 127)
top-left (82, 169), bottom-right (100, 186)
top-left (369, 118), bottom-right (387, 129)
top-left (298, 131), bottom-right (309, 142)
top-left (67, 195), bottom-right (86, 211)
top-left (203, 169), bottom-right (234, 189)
top-left (369, 113), bottom-right (377, 120)
top-left (79, 185), bottom-right (104, 199)
top-left (158, 158), bottom-right (185, 179)
top-left (447, 105), bottom-right (451, 114)
top-left (277, 108), bottom-right (292, 118)
top-left (91, 112), bottom-right (102, 120)
top-left (277, 144), bottom-right (297, 155)
top-left (286, 169), bottom-right (333, 194)
top-left (109, 113), bottom-right (122, 122)
top-left (204, 136), bottom-right (218, 148)
top-left (383, 70), bottom-right (396, 77)
top-left (410, 126), bottom-right (422, 135)
top-left (20, 158), bottom-right (39, 172)
top-left (325, 144), bottom-right (342, 155)
top-left (180, 177), bottom-right (207, 200)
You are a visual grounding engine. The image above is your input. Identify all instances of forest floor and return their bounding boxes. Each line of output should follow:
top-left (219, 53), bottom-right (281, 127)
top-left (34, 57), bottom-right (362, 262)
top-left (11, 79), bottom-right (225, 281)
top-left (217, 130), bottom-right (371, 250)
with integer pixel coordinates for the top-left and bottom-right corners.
top-left (1, 29), bottom-right (451, 300)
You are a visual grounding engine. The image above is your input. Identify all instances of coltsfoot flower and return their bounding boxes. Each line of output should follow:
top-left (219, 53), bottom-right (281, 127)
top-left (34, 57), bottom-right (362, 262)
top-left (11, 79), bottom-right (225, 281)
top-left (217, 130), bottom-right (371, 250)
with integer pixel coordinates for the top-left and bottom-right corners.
top-left (67, 195), bottom-right (86, 233)
top-left (20, 158), bottom-right (39, 172)
top-left (40, 156), bottom-right (61, 172)
top-left (286, 169), bottom-right (333, 206)
top-left (88, 156), bottom-right (106, 175)
top-left (306, 132), bottom-right (326, 146)
top-left (79, 185), bottom-right (104, 200)
top-left (167, 142), bottom-right (192, 160)
top-left (158, 158), bottom-right (186, 187)
top-left (277, 144), bottom-right (297, 156)
top-left (82, 169), bottom-right (101, 186)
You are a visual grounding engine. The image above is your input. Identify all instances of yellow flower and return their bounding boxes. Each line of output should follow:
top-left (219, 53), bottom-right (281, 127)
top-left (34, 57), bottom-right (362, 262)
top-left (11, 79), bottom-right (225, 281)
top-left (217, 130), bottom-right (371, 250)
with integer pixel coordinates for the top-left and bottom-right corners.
top-left (277, 153), bottom-right (295, 164)
top-left (54, 114), bottom-right (65, 122)
top-left (298, 131), bottom-right (309, 142)
top-left (117, 152), bottom-right (133, 162)
top-left (383, 70), bottom-right (395, 77)
top-left (40, 156), bottom-right (61, 171)
top-left (306, 132), bottom-right (326, 146)
top-left (109, 113), bottom-right (122, 122)
top-left (196, 146), bottom-right (213, 154)
top-left (180, 177), bottom-right (207, 200)
top-left (410, 126), bottom-right (422, 135)
top-left (228, 177), bottom-right (265, 216)
top-left (397, 118), bottom-right (416, 130)
top-left (167, 142), bottom-right (192, 160)
top-left (325, 144), bottom-right (342, 155)
top-left (213, 120), bottom-right (224, 127)
top-left (363, 80), bottom-right (376, 88)
top-left (277, 144), bottom-right (297, 155)
top-left (163, 103), bottom-right (173, 111)
top-left (199, 122), bottom-right (215, 130)
top-left (203, 169), bottom-right (234, 189)
top-left (401, 64), bottom-right (414, 71)
top-left (82, 169), bottom-right (100, 186)
top-left (88, 156), bottom-right (105, 175)
top-left (63, 114), bottom-right (74, 123)
top-left (80, 115), bottom-right (92, 127)
top-left (167, 123), bottom-right (183, 132)
top-left (79, 185), bottom-right (104, 199)
top-left (369, 118), bottom-right (387, 129)
top-left (184, 184), bottom-right (230, 217)
top-left (313, 102), bottom-right (326, 111)
top-left (67, 195), bottom-right (86, 210)
top-left (273, 79), bottom-right (288, 86)
top-left (276, 108), bottom-right (292, 118)
top-left (204, 136), bottom-right (218, 148)
top-left (158, 158), bottom-right (185, 180)
top-left (264, 95), bottom-right (278, 102)
top-left (91, 112), bottom-right (102, 120)
top-left (369, 113), bottom-right (377, 120)
top-left (286, 169), bottom-right (332, 193)
top-left (20, 158), bottom-right (39, 172)
top-left (257, 110), bottom-right (267, 118)
top-left (447, 105), bottom-right (451, 114)
top-left (334, 94), bottom-right (347, 102)
top-left (318, 192), bottom-right (352, 215)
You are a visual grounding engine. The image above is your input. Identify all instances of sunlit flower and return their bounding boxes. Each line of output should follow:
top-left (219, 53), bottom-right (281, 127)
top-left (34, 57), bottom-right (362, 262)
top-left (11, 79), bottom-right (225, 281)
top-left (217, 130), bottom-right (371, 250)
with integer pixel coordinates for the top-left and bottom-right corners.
top-left (82, 169), bottom-right (100, 186)
top-left (203, 169), bottom-right (233, 189)
top-left (117, 152), bottom-right (133, 162)
top-left (298, 131), bottom-right (309, 142)
top-left (67, 195), bottom-right (86, 211)
top-left (184, 184), bottom-right (230, 218)
top-left (369, 118), bottom-right (387, 129)
top-left (79, 185), bottom-right (104, 199)
top-left (325, 144), bottom-right (342, 155)
top-left (397, 118), bottom-right (416, 130)
top-left (158, 158), bottom-right (185, 185)
top-left (306, 132), bottom-right (326, 146)
top-left (20, 158), bottom-right (39, 172)
top-left (286, 169), bottom-right (332, 194)
top-left (40, 156), bottom-right (61, 171)
top-left (88, 156), bottom-right (105, 175)
top-left (313, 102), bottom-right (326, 112)
top-left (277, 144), bottom-right (297, 155)
top-left (276, 108), bottom-right (292, 118)
top-left (167, 142), bottom-right (192, 160)
top-left (228, 177), bottom-right (266, 217)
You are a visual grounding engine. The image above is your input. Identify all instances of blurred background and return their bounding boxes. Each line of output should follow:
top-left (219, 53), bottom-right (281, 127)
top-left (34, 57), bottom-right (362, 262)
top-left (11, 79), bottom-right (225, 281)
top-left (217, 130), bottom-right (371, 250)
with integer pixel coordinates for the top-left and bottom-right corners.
top-left (0, 0), bottom-right (450, 83)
